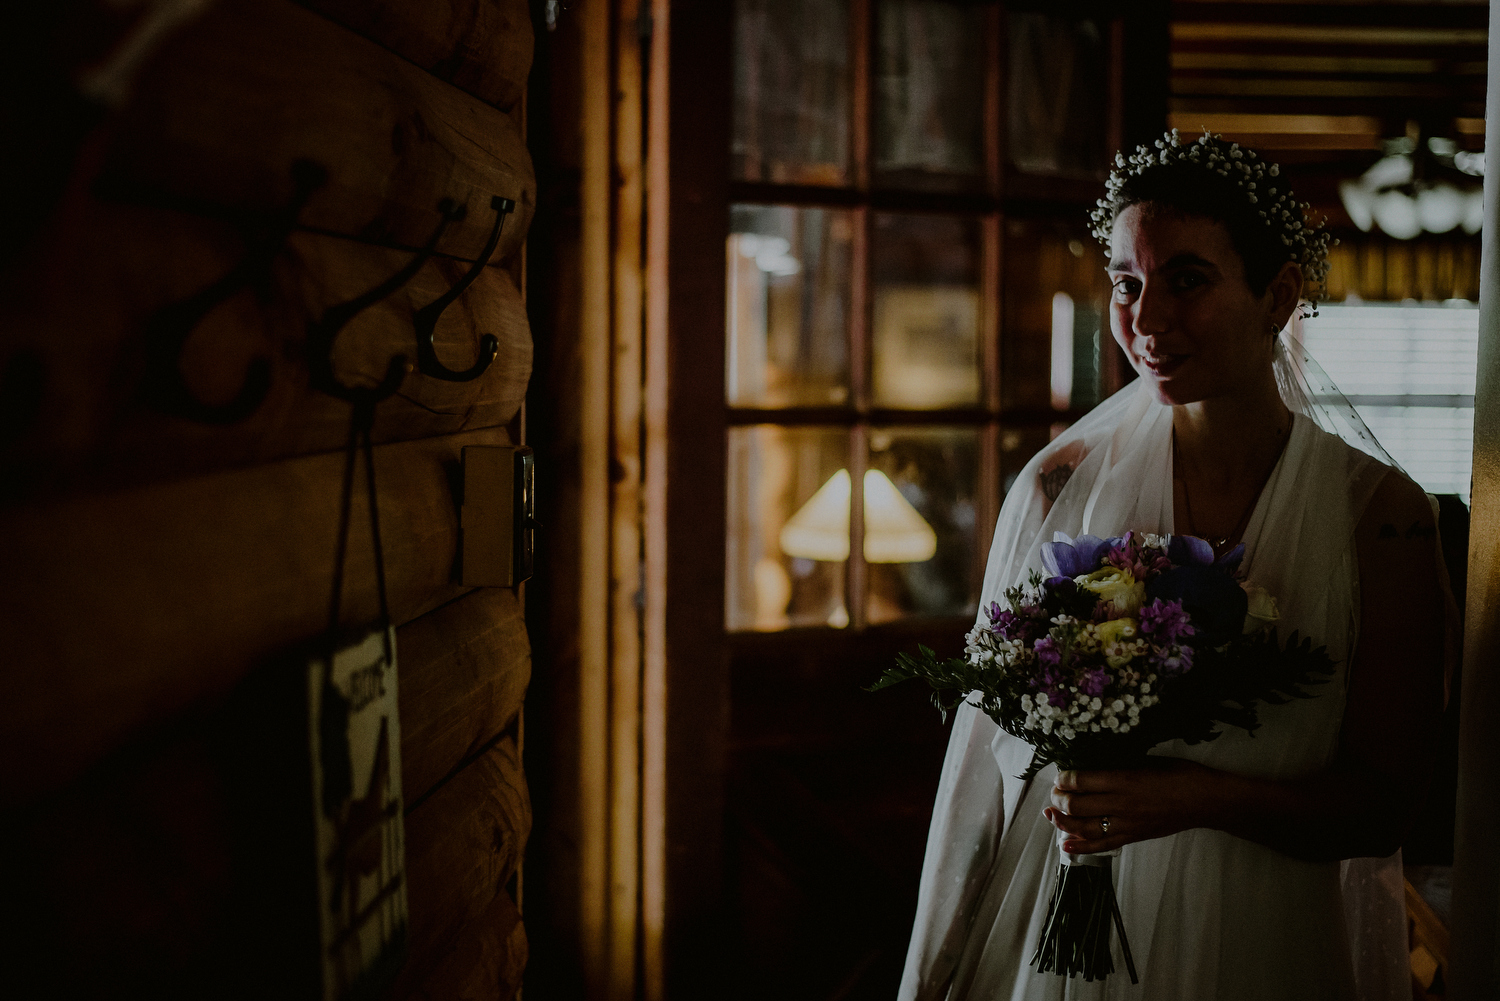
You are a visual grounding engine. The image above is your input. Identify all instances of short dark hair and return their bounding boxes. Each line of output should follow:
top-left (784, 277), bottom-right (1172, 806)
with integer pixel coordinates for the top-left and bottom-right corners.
top-left (1107, 157), bottom-right (1305, 297)
top-left (1092, 135), bottom-right (1323, 300)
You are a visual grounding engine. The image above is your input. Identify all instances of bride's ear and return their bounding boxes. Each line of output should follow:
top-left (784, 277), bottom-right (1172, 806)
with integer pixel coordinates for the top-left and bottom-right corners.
top-left (1266, 260), bottom-right (1304, 331)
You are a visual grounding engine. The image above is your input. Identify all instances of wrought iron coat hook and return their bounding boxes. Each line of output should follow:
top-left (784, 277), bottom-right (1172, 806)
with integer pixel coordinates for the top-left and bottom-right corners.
top-left (141, 158), bottom-right (326, 424)
top-left (307, 198), bottom-right (467, 406)
top-left (411, 195), bottom-right (515, 382)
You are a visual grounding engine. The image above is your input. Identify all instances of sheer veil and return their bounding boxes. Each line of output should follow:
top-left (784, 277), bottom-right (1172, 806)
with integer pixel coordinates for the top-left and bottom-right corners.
top-left (900, 330), bottom-right (1449, 1001)
top-left (1275, 326), bottom-right (1399, 468)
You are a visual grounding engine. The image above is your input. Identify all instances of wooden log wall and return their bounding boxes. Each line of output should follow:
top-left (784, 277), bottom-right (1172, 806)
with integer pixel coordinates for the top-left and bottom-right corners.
top-left (0, 1), bottom-right (535, 997)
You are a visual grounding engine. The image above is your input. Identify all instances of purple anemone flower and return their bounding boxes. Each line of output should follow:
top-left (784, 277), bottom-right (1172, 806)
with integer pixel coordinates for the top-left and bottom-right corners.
top-left (1040, 533), bottom-right (1121, 579)
top-left (1168, 535), bottom-right (1245, 575)
top-left (1042, 575), bottom-right (1078, 601)
top-left (1215, 543), bottom-right (1246, 574)
top-left (1167, 534), bottom-right (1215, 567)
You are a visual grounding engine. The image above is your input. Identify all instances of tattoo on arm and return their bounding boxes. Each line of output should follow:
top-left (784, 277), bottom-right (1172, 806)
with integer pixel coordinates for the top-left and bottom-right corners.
top-left (1041, 463), bottom-right (1074, 503)
top-left (1377, 521), bottom-right (1436, 541)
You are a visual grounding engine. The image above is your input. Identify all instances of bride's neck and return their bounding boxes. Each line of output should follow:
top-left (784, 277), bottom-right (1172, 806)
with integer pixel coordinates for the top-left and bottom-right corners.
top-left (1171, 373), bottom-right (1292, 485)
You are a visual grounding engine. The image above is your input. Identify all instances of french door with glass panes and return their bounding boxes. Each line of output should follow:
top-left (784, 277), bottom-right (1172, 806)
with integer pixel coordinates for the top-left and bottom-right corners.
top-left (715, 1), bottom-right (1155, 995)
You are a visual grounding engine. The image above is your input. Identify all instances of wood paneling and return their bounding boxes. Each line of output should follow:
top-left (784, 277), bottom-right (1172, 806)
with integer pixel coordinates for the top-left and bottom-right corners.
top-left (644, 0), bottom-right (732, 994)
top-left (397, 881), bottom-right (528, 1000)
top-left (4, 0), bottom-right (537, 995)
top-left (0, 424), bottom-right (511, 801)
top-left (103, 0), bottom-right (535, 265)
top-left (396, 735), bottom-right (530, 997)
top-left (301, 0), bottom-right (533, 112)
top-left (398, 587), bottom-right (530, 805)
top-left (0, 653), bottom-right (530, 1000)
top-left (2, 205), bottom-right (531, 500)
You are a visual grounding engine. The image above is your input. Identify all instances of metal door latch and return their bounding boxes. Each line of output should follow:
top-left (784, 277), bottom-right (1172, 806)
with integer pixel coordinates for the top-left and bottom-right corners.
top-left (460, 445), bottom-right (535, 587)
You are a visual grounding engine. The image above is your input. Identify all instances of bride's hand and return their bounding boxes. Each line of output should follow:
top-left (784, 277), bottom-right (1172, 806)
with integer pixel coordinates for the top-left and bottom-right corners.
top-left (1043, 759), bottom-right (1215, 854)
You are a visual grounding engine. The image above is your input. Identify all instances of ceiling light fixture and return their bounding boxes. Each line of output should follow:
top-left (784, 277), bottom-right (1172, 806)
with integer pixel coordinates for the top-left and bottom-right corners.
top-left (1339, 126), bottom-right (1484, 240)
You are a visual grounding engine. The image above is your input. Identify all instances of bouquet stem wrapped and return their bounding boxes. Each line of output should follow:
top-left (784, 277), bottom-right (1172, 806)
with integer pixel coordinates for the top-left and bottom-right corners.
top-left (1033, 847), bottom-right (1137, 983)
top-left (871, 531), bottom-right (1335, 984)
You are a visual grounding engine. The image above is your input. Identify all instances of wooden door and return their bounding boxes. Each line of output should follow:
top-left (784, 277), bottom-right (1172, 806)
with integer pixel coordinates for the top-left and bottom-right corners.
top-left (713, 2), bottom-right (1161, 996)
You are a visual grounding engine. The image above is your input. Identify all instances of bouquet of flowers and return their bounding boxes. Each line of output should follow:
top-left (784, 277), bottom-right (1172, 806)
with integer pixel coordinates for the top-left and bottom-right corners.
top-left (870, 531), bottom-right (1336, 984)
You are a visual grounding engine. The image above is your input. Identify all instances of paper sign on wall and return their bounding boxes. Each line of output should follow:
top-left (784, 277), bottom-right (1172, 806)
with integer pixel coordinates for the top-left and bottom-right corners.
top-left (307, 625), bottom-right (407, 1001)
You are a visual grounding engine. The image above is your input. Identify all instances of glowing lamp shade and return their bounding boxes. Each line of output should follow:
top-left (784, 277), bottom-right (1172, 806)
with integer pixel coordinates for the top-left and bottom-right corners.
top-left (779, 468), bottom-right (938, 564)
top-left (1371, 190), bottom-right (1422, 240)
top-left (1416, 186), bottom-right (1465, 234)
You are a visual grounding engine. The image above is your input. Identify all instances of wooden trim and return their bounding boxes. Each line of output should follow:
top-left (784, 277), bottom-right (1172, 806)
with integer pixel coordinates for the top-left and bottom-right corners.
top-left (728, 612), bottom-right (973, 653)
top-left (1171, 3), bottom-right (1489, 32)
top-left (1450, 11), bottom-right (1500, 991)
top-left (848, 422), bottom-right (869, 631)
top-left (983, 214), bottom-right (1003, 416)
top-left (578, 0), bottom-right (613, 993)
top-left (729, 180), bottom-right (1003, 214)
top-left (645, 2), bottom-right (731, 996)
top-left (642, 1), bottom-right (670, 992)
top-left (728, 179), bottom-right (1114, 217)
top-left (851, 0), bottom-right (871, 193)
top-left (725, 406), bottom-right (1098, 427)
top-left (978, 420), bottom-right (1000, 592)
top-left (609, 0), bottom-right (646, 997)
top-left (984, 4), bottom-right (1003, 199)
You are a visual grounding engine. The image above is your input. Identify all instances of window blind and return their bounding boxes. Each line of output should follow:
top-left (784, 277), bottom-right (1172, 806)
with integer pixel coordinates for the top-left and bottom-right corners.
top-left (1301, 300), bottom-right (1477, 502)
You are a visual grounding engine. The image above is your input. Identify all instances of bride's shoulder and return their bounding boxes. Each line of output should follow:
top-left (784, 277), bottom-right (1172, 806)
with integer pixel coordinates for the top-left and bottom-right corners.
top-left (1286, 415), bottom-right (1430, 537)
top-left (1036, 437), bottom-right (1089, 505)
top-left (1293, 413), bottom-right (1400, 480)
top-left (1355, 466), bottom-right (1434, 545)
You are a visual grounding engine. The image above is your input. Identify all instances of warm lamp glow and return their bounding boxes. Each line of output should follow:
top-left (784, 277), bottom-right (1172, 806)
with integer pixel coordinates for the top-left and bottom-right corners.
top-left (779, 468), bottom-right (938, 563)
top-left (1339, 147), bottom-right (1483, 239)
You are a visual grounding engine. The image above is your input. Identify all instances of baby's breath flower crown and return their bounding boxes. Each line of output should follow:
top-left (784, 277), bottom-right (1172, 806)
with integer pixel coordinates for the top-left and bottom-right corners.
top-left (1088, 129), bottom-right (1335, 316)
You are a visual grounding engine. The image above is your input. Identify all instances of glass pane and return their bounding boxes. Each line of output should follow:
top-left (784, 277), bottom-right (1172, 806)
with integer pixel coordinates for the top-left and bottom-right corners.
top-left (733, 0), bottom-right (850, 185)
top-left (872, 213), bottom-right (982, 409)
top-left (1006, 12), bottom-right (1108, 178)
top-left (728, 205), bottom-right (854, 408)
top-left (866, 427), bottom-right (981, 623)
top-left (1001, 218), bottom-right (1111, 412)
top-left (874, 0), bottom-right (986, 191)
top-left (727, 426), bottom-right (850, 632)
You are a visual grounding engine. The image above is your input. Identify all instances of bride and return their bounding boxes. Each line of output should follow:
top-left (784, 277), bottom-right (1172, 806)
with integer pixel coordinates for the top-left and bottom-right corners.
top-left (899, 131), bottom-right (1450, 1000)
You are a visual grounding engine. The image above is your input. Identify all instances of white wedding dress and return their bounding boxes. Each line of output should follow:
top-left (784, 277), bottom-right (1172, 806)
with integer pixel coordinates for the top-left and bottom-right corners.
top-left (899, 340), bottom-right (1415, 1001)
